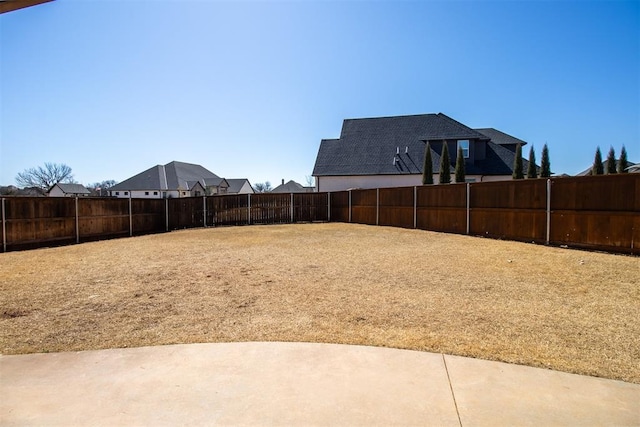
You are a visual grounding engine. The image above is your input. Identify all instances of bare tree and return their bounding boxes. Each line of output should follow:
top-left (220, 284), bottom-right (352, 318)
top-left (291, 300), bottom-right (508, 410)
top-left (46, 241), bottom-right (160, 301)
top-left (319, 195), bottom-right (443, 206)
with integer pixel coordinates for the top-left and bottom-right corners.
top-left (15, 163), bottom-right (74, 191)
top-left (254, 181), bottom-right (272, 193)
top-left (305, 175), bottom-right (315, 188)
top-left (87, 180), bottom-right (118, 196)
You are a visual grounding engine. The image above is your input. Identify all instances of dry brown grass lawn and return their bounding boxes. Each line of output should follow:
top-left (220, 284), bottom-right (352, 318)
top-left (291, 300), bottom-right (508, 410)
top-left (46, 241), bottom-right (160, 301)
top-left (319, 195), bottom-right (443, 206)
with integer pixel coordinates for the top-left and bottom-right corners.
top-left (1, 223), bottom-right (638, 383)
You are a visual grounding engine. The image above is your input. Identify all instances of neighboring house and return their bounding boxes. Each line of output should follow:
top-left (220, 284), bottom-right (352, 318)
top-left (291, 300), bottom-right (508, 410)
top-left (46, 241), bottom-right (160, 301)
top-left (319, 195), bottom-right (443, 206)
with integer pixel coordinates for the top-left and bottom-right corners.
top-left (271, 179), bottom-right (315, 193)
top-left (48, 183), bottom-right (90, 197)
top-left (626, 164), bottom-right (640, 173)
top-left (576, 160), bottom-right (637, 176)
top-left (312, 113), bottom-right (537, 192)
top-left (109, 161), bottom-right (229, 198)
top-left (226, 178), bottom-right (255, 194)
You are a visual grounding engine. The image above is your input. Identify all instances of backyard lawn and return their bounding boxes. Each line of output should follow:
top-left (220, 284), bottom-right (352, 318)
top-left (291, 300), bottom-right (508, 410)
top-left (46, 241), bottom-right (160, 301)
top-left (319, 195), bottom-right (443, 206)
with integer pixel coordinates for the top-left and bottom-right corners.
top-left (1, 223), bottom-right (638, 383)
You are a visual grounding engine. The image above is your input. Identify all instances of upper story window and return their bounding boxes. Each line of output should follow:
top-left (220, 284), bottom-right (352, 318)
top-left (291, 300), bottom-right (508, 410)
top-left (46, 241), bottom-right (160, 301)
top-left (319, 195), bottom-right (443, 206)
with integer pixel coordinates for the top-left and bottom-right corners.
top-left (457, 140), bottom-right (470, 158)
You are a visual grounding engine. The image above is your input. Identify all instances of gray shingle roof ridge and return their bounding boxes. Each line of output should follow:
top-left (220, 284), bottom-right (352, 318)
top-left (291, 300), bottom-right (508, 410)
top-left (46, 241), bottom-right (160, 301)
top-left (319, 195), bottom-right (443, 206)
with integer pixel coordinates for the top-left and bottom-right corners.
top-left (343, 112), bottom-right (437, 121)
top-left (436, 113), bottom-right (488, 140)
top-left (474, 128), bottom-right (528, 146)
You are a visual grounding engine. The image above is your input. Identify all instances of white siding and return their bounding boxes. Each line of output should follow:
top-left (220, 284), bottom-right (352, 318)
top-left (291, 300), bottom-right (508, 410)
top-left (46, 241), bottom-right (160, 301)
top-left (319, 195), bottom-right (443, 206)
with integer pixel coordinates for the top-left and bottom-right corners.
top-left (316, 174), bottom-right (513, 192)
top-left (109, 190), bottom-right (180, 198)
top-left (235, 182), bottom-right (254, 194)
top-left (47, 186), bottom-right (67, 197)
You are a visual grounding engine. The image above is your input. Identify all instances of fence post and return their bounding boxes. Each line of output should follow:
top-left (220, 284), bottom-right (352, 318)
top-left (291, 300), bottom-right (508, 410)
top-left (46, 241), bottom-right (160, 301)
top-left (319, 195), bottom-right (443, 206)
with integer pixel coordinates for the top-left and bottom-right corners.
top-left (75, 197), bottom-right (80, 244)
top-left (128, 195), bottom-right (133, 237)
top-left (348, 190), bottom-right (352, 223)
top-left (165, 198), bottom-right (169, 232)
top-left (291, 193), bottom-right (294, 223)
top-left (466, 182), bottom-right (470, 235)
top-left (203, 196), bottom-right (207, 227)
top-left (248, 193), bottom-right (251, 225)
top-left (376, 188), bottom-right (379, 225)
top-left (546, 179), bottom-right (551, 244)
top-left (327, 192), bottom-right (331, 222)
top-left (2, 198), bottom-right (6, 252)
top-left (413, 186), bottom-right (417, 229)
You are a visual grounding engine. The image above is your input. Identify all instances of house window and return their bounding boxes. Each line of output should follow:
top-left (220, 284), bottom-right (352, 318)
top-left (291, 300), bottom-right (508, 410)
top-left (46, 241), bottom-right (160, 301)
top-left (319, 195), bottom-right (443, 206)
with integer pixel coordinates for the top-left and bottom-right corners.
top-left (124, 191), bottom-right (129, 196)
top-left (145, 191), bottom-right (149, 195)
top-left (457, 140), bottom-right (470, 158)
top-left (115, 192), bottom-right (119, 196)
top-left (154, 191), bottom-right (158, 195)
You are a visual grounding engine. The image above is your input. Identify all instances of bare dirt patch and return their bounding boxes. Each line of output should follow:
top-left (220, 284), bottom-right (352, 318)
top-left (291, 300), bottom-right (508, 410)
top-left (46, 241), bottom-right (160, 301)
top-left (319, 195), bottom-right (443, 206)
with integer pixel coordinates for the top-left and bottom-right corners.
top-left (1, 223), bottom-right (638, 383)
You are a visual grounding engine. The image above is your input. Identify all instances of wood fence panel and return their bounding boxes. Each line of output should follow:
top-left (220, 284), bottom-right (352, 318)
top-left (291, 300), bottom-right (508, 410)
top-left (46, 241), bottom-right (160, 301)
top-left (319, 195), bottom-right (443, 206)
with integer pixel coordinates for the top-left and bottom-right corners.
top-left (549, 175), bottom-right (640, 253)
top-left (330, 192), bottom-right (349, 222)
top-left (209, 195), bottom-right (249, 226)
top-left (351, 189), bottom-right (377, 225)
top-left (469, 180), bottom-right (546, 242)
top-left (132, 199), bottom-right (166, 235)
top-left (78, 198), bottom-right (129, 241)
top-left (294, 193), bottom-right (328, 222)
top-left (168, 198), bottom-right (204, 230)
top-left (4, 197), bottom-right (76, 250)
top-left (379, 186), bottom-right (414, 229)
top-left (416, 184), bottom-right (466, 233)
top-left (251, 193), bottom-right (291, 224)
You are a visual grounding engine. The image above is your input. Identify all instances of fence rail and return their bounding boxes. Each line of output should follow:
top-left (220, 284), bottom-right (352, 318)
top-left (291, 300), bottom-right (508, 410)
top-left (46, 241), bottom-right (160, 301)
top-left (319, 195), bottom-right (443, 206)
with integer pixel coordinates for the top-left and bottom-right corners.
top-left (1, 175), bottom-right (638, 254)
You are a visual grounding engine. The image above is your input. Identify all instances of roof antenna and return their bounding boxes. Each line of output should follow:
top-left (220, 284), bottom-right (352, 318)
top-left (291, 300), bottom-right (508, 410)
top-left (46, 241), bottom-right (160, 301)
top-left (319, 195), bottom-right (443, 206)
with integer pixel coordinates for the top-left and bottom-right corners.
top-left (396, 147), bottom-right (399, 155)
top-left (405, 146), bottom-right (409, 154)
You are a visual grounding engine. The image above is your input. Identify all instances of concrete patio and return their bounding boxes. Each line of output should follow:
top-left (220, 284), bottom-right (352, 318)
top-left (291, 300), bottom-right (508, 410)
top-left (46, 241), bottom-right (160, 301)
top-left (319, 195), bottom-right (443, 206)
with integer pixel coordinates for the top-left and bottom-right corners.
top-left (1, 342), bottom-right (638, 426)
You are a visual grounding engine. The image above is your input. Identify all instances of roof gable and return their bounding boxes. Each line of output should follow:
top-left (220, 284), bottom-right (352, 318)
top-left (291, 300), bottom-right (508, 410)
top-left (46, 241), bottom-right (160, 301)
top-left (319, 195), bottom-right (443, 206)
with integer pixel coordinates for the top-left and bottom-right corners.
top-left (475, 128), bottom-right (528, 146)
top-left (51, 183), bottom-right (90, 194)
top-left (272, 180), bottom-right (305, 193)
top-left (111, 161), bottom-right (222, 191)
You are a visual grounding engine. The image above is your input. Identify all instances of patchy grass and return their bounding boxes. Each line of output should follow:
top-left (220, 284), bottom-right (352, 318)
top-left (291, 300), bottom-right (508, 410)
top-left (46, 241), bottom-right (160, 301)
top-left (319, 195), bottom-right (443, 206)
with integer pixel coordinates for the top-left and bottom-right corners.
top-left (1, 223), bottom-right (638, 383)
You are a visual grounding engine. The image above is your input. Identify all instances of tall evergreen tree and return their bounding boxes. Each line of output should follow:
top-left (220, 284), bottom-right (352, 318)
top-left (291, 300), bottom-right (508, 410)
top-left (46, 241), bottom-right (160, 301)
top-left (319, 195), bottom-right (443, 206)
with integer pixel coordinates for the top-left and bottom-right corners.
top-left (618, 145), bottom-right (628, 173)
top-left (422, 142), bottom-right (433, 184)
top-left (455, 145), bottom-right (466, 183)
top-left (592, 147), bottom-right (604, 175)
top-left (439, 141), bottom-right (451, 184)
top-left (605, 146), bottom-right (616, 174)
top-left (512, 143), bottom-right (524, 179)
top-left (527, 146), bottom-right (537, 178)
top-left (540, 144), bottom-right (551, 178)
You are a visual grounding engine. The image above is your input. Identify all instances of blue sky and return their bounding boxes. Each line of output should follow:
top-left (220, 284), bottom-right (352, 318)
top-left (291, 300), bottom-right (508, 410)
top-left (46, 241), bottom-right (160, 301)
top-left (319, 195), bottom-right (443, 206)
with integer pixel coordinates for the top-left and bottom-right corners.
top-left (1, 0), bottom-right (638, 187)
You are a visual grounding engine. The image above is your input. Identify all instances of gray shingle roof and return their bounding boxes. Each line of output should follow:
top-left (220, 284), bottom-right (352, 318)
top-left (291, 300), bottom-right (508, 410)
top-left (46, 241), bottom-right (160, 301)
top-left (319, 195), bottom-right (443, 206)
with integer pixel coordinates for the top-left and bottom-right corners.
top-left (111, 161), bottom-right (222, 191)
top-left (272, 180), bottom-right (307, 193)
top-left (226, 179), bottom-right (253, 193)
top-left (313, 113), bottom-right (532, 177)
top-left (475, 128), bottom-right (528, 146)
top-left (53, 183), bottom-right (90, 194)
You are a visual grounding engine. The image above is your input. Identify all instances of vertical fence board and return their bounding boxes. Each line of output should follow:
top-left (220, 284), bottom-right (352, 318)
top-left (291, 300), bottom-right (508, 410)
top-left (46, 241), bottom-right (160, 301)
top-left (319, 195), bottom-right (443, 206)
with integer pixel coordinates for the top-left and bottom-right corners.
top-left (549, 175), bottom-right (640, 253)
top-left (469, 179), bottom-right (547, 242)
top-left (4, 197), bottom-right (76, 250)
top-left (77, 198), bottom-right (129, 242)
top-left (329, 192), bottom-right (349, 222)
top-left (350, 189), bottom-right (377, 225)
top-left (379, 186), bottom-right (414, 229)
top-left (416, 184), bottom-right (467, 234)
top-left (132, 199), bottom-right (166, 235)
top-left (293, 193), bottom-right (329, 222)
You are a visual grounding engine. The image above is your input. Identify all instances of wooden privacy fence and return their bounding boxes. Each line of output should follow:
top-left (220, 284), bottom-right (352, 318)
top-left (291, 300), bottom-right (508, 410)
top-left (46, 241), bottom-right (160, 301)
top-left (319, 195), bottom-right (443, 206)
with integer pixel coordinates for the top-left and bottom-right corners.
top-left (1, 175), bottom-right (638, 254)
top-left (1, 193), bottom-right (329, 252)
top-left (333, 174), bottom-right (639, 254)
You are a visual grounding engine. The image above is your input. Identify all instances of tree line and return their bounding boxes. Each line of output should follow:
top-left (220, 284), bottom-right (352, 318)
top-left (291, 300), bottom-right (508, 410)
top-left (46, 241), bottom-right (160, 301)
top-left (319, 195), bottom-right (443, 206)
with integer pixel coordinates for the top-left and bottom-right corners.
top-left (590, 146), bottom-right (629, 175)
top-left (421, 142), bottom-right (552, 185)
